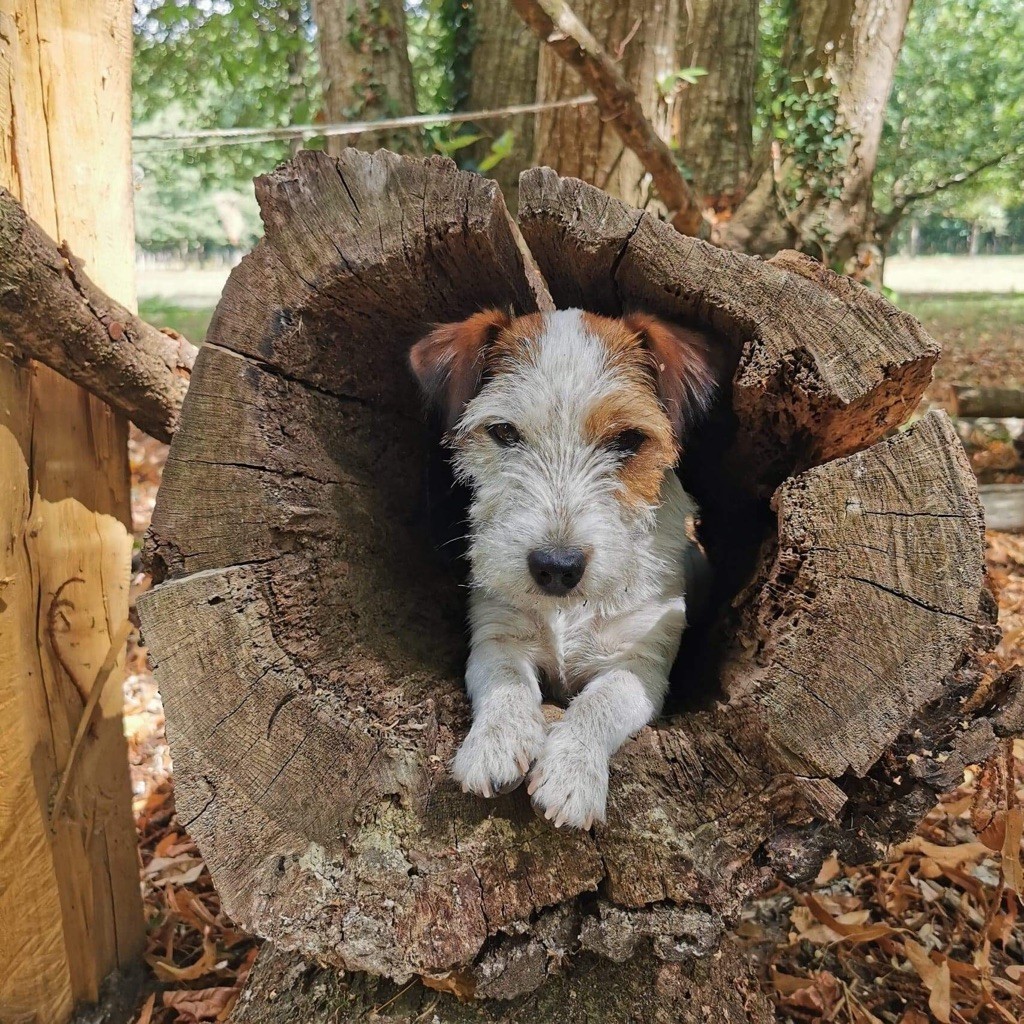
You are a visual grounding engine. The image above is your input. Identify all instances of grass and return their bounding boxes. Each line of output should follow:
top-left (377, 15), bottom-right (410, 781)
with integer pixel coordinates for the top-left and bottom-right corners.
top-left (884, 253), bottom-right (1024, 294)
top-left (138, 299), bottom-right (214, 345)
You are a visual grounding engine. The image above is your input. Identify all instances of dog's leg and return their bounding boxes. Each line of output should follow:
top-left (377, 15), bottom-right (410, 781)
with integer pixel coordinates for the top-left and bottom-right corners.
top-left (528, 664), bottom-right (665, 828)
top-left (452, 639), bottom-right (546, 798)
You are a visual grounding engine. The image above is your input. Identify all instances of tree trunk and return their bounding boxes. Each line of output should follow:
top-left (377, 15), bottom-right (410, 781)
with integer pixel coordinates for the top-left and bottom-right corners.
top-left (0, 2), bottom-right (144, 1021)
top-left (722, 0), bottom-right (913, 265)
top-left (466, 0), bottom-right (539, 205)
top-left (135, 152), bottom-right (1017, 1022)
top-left (672, 0), bottom-right (758, 208)
top-left (969, 219), bottom-right (982, 256)
top-left (908, 218), bottom-right (921, 256)
top-left (532, 0), bottom-right (681, 209)
top-left (312, 0), bottom-right (420, 155)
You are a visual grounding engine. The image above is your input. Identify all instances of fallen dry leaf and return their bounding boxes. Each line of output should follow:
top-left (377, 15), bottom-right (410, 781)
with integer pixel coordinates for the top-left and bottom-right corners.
top-left (136, 992), bottom-right (156, 1024)
top-left (1001, 806), bottom-right (1023, 893)
top-left (420, 970), bottom-right (477, 1002)
top-left (161, 987), bottom-right (236, 1023)
top-left (774, 969), bottom-right (842, 1016)
top-left (896, 837), bottom-right (992, 866)
top-left (904, 939), bottom-right (951, 1023)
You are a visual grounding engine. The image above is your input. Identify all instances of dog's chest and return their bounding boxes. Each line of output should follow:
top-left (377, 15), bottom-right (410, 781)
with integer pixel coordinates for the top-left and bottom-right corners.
top-left (533, 606), bottom-right (633, 699)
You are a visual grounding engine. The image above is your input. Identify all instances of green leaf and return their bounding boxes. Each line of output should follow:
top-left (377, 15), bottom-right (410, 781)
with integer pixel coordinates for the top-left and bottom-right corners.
top-left (478, 129), bottom-right (516, 172)
top-left (433, 132), bottom-right (483, 156)
top-left (656, 66), bottom-right (708, 96)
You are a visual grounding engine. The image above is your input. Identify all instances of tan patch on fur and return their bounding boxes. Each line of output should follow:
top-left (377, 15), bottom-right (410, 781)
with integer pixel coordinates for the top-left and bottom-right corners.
top-left (621, 313), bottom-right (716, 437)
top-left (484, 312), bottom-right (545, 375)
top-left (409, 309), bottom-right (511, 428)
top-left (581, 313), bottom-right (678, 507)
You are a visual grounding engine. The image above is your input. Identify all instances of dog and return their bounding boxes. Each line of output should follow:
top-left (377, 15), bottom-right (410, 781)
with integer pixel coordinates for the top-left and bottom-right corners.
top-left (409, 308), bottom-right (716, 829)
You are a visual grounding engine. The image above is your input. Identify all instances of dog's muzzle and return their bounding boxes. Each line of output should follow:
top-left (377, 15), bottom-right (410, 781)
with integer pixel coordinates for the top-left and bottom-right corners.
top-left (528, 546), bottom-right (587, 596)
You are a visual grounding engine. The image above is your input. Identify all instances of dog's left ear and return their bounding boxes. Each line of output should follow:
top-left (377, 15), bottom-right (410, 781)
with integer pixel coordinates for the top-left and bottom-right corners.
top-left (624, 313), bottom-right (719, 440)
top-left (409, 309), bottom-right (510, 429)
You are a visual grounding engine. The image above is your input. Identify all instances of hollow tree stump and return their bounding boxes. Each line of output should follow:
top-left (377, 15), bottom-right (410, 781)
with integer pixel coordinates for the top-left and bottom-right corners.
top-left (137, 151), bottom-right (1021, 1022)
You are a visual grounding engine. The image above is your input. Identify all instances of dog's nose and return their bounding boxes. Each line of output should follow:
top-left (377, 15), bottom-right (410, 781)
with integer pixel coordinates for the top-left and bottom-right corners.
top-left (528, 546), bottom-right (587, 595)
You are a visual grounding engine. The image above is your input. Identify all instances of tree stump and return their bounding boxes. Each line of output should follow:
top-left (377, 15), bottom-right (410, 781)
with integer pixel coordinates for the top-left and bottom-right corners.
top-left (137, 151), bottom-right (1021, 1022)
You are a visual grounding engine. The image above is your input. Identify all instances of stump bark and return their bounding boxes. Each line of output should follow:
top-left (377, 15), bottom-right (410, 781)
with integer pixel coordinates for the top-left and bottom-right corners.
top-left (137, 150), bottom-right (1021, 1022)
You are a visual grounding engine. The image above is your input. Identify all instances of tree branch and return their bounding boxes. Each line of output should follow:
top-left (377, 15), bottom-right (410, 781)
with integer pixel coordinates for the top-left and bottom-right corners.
top-left (0, 188), bottom-right (196, 443)
top-left (511, 0), bottom-right (706, 237)
top-left (878, 144), bottom-right (1024, 236)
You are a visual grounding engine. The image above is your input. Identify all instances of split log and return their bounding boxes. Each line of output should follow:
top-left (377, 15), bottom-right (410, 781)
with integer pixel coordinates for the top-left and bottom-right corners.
top-left (940, 383), bottom-right (1024, 420)
top-left (0, 187), bottom-right (196, 443)
top-left (136, 151), bottom-right (1020, 1022)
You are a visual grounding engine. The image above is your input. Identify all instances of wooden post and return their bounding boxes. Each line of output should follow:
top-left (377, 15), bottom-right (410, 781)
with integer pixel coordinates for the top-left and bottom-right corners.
top-left (0, 2), bottom-right (144, 1021)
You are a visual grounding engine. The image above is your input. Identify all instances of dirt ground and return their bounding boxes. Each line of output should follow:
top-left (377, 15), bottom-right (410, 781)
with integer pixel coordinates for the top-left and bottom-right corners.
top-left (121, 270), bottom-right (1024, 1024)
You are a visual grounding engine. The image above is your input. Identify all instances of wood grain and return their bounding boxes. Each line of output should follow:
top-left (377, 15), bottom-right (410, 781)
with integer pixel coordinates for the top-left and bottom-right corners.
top-left (0, 2), bottom-right (144, 1020)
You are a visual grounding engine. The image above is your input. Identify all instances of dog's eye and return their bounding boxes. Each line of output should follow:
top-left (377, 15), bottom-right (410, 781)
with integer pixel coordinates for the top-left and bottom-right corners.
top-left (487, 422), bottom-right (521, 447)
top-left (608, 429), bottom-right (647, 457)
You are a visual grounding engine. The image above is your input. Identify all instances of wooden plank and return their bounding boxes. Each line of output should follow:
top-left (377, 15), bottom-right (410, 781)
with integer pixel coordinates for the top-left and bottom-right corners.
top-left (941, 384), bottom-right (1024, 420)
top-left (980, 484), bottom-right (1024, 533)
top-left (0, 2), bottom-right (144, 1020)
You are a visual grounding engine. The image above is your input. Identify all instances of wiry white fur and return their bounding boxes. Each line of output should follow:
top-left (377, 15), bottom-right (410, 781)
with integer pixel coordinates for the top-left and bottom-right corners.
top-left (449, 310), bottom-right (695, 828)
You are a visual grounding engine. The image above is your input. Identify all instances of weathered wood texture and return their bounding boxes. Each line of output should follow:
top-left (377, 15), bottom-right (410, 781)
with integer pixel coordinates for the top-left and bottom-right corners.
top-left (0, 2), bottom-right (144, 1021)
top-left (0, 187), bottom-right (196, 442)
top-left (137, 153), bottom-right (1016, 1020)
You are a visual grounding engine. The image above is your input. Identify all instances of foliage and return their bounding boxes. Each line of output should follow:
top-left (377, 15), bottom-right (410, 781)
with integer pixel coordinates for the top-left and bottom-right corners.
top-left (133, 0), bottom-right (321, 248)
top-left (754, 2), bottom-right (854, 213)
top-left (876, 0), bottom-right (1024, 223)
top-left (134, 107), bottom-right (266, 251)
top-left (132, 0), bottom-right (1024, 254)
top-left (767, 64), bottom-right (849, 205)
top-left (656, 66), bottom-right (707, 97)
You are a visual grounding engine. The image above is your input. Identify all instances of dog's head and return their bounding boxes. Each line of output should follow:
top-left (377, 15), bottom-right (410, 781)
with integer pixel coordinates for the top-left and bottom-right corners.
top-left (409, 309), bottom-right (717, 607)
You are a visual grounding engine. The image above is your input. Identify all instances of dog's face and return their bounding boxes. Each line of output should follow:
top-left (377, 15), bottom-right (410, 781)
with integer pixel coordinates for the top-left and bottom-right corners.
top-left (410, 309), bottom-right (715, 607)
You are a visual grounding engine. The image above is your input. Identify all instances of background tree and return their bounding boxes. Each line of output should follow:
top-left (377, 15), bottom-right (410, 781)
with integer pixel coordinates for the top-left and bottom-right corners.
top-left (133, 0), bottom-right (320, 253)
top-left (464, 1), bottom-right (539, 201)
top-left (532, 0), bottom-right (684, 211)
top-left (131, 0), bottom-right (1024, 265)
top-left (873, 0), bottom-right (1024, 250)
top-left (672, 0), bottom-right (759, 209)
top-left (312, 0), bottom-right (421, 154)
top-left (718, 0), bottom-right (914, 268)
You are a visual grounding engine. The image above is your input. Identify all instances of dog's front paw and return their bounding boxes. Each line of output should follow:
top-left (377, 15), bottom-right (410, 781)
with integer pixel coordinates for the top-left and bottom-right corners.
top-left (452, 704), bottom-right (546, 798)
top-left (527, 722), bottom-right (609, 829)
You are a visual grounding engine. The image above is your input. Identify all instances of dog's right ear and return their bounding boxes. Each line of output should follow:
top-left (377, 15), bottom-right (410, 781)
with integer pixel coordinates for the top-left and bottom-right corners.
top-left (408, 309), bottom-right (510, 430)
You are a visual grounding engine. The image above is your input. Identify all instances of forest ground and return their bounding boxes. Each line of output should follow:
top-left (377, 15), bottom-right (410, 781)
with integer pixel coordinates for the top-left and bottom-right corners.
top-left (121, 286), bottom-right (1024, 1024)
